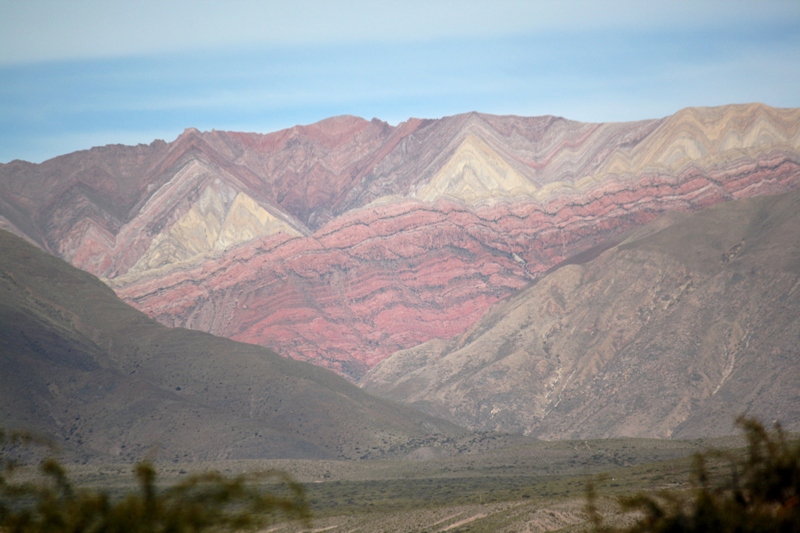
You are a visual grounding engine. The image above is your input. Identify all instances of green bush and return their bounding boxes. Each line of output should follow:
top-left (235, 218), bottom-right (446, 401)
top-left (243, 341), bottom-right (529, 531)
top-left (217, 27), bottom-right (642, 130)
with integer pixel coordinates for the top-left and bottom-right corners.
top-left (0, 429), bottom-right (310, 532)
top-left (586, 417), bottom-right (800, 532)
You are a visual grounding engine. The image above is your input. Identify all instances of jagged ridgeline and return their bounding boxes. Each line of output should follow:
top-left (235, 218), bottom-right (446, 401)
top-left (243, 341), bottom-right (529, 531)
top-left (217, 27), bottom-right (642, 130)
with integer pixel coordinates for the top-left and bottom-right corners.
top-left (0, 229), bottom-right (460, 462)
top-left (2, 104), bottom-right (799, 379)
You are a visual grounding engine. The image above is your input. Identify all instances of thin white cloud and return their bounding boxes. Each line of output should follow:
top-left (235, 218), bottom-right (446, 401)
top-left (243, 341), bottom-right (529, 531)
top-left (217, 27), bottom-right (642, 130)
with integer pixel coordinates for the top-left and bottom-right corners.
top-left (2, 0), bottom-right (799, 65)
top-left (2, 1), bottom-right (799, 163)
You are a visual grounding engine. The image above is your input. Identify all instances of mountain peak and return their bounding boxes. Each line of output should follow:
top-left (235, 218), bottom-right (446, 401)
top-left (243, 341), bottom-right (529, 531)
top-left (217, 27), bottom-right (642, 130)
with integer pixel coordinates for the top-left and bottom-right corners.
top-left (179, 126), bottom-right (202, 138)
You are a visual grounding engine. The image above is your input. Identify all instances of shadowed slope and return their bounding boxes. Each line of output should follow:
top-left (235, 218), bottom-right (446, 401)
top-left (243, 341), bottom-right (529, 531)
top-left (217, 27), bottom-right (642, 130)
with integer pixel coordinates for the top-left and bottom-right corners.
top-left (0, 230), bottom-right (459, 462)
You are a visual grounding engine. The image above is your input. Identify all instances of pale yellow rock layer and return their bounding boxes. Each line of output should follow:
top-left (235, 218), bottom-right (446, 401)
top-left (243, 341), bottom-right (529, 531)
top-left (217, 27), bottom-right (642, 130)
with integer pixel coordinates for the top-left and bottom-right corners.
top-left (216, 192), bottom-right (301, 250)
top-left (529, 104), bottom-right (800, 204)
top-left (598, 103), bottom-right (800, 176)
top-left (415, 134), bottom-right (537, 203)
top-left (131, 185), bottom-right (300, 273)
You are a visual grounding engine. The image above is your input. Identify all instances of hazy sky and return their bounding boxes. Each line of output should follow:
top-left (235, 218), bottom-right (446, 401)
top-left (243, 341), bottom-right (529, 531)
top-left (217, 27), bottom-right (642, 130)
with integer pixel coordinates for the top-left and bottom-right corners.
top-left (1, 0), bottom-right (799, 163)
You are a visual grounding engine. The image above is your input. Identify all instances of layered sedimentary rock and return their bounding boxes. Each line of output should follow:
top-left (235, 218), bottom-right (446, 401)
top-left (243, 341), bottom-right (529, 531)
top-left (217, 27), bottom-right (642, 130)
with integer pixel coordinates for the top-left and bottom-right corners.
top-left (362, 191), bottom-right (800, 438)
top-left (129, 178), bottom-right (302, 273)
top-left (414, 134), bottom-right (538, 203)
top-left (2, 104), bottom-right (799, 378)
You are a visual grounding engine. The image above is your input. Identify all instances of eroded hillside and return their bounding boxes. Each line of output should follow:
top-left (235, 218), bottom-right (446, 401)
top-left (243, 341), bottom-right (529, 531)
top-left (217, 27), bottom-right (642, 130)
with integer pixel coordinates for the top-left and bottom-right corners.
top-left (362, 191), bottom-right (800, 438)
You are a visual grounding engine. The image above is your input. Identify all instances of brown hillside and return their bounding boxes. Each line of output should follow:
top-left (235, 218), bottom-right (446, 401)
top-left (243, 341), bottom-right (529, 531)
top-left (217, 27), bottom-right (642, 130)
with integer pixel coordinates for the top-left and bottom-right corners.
top-left (362, 190), bottom-right (800, 439)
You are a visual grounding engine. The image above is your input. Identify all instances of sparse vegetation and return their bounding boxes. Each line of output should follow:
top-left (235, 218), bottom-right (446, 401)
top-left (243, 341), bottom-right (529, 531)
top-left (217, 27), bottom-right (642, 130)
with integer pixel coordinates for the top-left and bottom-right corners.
top-left (587, 417), bottom-right (800, 532)
top-left (0, 429), bottom-right (310, 532)
top-left (1, 423), bottom-right (776, 532)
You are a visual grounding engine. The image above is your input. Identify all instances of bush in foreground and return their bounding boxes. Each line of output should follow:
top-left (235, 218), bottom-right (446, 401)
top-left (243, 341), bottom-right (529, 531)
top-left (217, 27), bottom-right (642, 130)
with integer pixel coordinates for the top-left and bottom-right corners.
top-left (587, 417), bottom-right (800, 532)
top-left (0, 430), bottom-right (310, 532)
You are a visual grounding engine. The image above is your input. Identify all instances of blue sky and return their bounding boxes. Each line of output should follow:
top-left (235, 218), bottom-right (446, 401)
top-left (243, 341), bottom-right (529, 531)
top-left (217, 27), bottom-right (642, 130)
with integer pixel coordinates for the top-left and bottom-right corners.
top-left (1, 0), bottom-right (799, 163)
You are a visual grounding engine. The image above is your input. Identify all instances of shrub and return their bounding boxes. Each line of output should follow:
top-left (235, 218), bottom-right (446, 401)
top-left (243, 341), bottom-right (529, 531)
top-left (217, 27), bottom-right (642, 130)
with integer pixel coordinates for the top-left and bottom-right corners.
top-left (0, 429), bottom-right (310, 532)
top-left (586, 417), bottom-right (800, 532)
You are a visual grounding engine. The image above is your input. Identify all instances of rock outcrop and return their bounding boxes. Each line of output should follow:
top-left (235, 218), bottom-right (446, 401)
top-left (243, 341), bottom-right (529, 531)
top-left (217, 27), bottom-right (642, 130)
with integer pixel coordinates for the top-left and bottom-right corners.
top-left (1, 104), bottom-right (799, 378)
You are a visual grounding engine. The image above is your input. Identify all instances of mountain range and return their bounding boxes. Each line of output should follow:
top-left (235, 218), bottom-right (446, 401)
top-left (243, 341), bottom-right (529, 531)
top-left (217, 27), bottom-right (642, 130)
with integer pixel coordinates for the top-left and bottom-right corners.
top-left (2, 104), bottom-right (799, 379)
top-left (1, 103), bottom-right (799, 450)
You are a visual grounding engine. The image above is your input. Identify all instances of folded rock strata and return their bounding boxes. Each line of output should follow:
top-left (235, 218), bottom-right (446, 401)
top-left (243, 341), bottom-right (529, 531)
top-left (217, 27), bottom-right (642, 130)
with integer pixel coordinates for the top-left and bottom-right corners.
top-left (1, 104), bottom-right (799, 379)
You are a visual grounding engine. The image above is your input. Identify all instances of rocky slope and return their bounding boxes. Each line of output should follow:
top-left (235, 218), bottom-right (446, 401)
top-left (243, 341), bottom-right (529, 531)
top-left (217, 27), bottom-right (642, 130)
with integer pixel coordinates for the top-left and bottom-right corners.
top-left (362, 191), bottom-right (800, 439)
top-left (0, 229), bottom-right (460, 462)
top-left (1, 104), bottom-right (799, 378)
